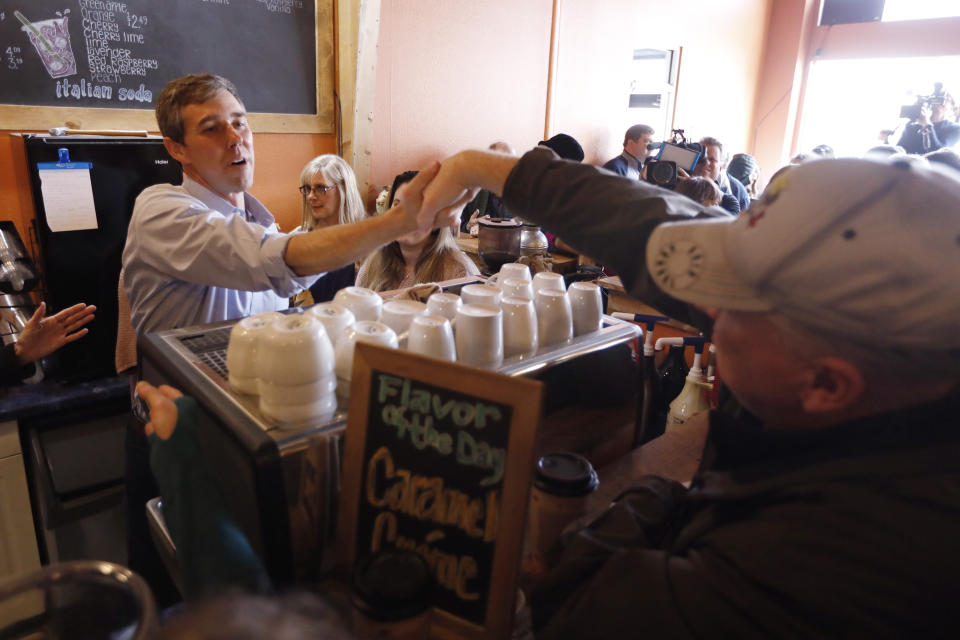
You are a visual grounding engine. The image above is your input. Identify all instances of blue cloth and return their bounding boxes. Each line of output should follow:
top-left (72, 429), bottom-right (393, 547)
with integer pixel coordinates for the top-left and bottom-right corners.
top-left (148, 396), bottom-right (271, 600)
top-left (897, 120), bottom-right (960, 155)
top-left (122, 174), bottom-right (319, 336)
top-left (726, 174), bottom-right (751, 212)
top-left (602, 151), bottom-right (642, 180)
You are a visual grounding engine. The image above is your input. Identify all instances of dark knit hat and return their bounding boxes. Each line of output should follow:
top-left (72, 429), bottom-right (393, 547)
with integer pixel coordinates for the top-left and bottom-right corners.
top-left (539, 133), bottom-right (584, 162)
top-left (727, 153), bottom-right (759, 186)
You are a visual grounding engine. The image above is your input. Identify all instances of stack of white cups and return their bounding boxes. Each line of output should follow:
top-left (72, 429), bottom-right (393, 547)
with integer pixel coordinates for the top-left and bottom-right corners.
top-left (534, 273), bottom-right (573, 347)
top-left (257, 314), bottom-right (338, 426)
top-left (455, 304), bottom-right (503, 368)
top-left (226, 312), bottom-right (284, 395)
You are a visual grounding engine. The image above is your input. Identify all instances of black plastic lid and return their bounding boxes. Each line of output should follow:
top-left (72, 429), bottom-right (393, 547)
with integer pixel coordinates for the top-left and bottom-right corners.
top-left (533, 452), bottom-right (599, 497)
top-left (351, 550), bottom-right (434, 622)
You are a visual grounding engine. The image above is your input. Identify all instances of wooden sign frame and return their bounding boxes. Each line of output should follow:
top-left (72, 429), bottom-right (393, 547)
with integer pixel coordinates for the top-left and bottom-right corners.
top-left (337, 343), bottom-right (543, 640)
top-left (0, 0), bottom-right (334, 134)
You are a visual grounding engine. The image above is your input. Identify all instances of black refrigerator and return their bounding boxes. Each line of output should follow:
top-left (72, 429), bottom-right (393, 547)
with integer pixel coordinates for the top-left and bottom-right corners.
top-left (23, 135), bottom-right (182, 382)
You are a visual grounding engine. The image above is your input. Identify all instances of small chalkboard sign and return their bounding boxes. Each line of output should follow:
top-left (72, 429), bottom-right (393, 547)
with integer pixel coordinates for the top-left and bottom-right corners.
top-left (338, 344), bottom-right (543, 640)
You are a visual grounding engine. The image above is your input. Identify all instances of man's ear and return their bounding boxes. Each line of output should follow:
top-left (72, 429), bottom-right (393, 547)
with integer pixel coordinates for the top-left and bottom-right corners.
top-left (799, 357), bottom-right (865, 414)
top-left (163, 137), bottom-right (188, 165)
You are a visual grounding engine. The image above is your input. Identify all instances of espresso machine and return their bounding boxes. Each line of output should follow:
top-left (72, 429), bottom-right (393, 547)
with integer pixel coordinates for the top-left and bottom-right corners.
top-left (139, 277), bottom-right (641, 588)
top-left (0, 221), bottom-right (43, 382)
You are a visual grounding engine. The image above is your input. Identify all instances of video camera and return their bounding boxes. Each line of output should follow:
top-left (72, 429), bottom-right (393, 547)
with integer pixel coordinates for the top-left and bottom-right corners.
top-left (900, 82), bottom-right (947, 121)
top-left (643, 129), bottom-right (703, 189)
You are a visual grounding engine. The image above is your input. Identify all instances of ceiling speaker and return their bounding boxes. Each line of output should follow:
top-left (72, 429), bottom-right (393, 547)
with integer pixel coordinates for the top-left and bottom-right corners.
top-left (819, 0), bottom-right (885, 26)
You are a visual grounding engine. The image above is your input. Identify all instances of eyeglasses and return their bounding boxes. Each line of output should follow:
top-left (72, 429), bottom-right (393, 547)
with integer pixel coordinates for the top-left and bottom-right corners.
top-left (299, 184), bottom-right (337, 197)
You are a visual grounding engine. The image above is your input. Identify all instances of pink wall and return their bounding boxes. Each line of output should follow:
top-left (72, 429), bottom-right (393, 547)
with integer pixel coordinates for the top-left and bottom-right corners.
top-left (553, 0), bottom-right (771, 164)
top-left (371, 0), bottom-right (772, 186)
top-left (370, 0), bottom-right (553, 192)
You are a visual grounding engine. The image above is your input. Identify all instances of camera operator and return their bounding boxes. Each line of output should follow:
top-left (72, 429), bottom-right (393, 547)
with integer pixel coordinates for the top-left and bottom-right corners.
top-left (898, 88), bottom-right (960, 155)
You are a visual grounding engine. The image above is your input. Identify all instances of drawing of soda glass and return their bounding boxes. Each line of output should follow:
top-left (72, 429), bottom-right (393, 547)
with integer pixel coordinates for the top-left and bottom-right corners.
top-left (20, 12), bottom-right (77, 79)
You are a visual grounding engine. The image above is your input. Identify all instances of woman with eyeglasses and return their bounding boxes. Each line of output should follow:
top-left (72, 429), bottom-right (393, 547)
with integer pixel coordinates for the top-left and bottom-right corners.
top-left (356, 170), bottom-right (479, 292)
top-left (292, 155), bottom-right (368, 304)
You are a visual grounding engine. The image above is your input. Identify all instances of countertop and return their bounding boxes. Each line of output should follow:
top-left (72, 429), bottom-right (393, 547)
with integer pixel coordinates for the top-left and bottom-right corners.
top-left (0, 374), bottom-right (130, 423)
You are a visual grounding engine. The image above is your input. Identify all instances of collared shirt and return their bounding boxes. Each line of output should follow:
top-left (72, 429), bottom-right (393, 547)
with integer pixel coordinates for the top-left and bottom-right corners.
top-left (122, 175), bottom-right (320, 336)
top-left (601, 150), bottom-right (643, 180)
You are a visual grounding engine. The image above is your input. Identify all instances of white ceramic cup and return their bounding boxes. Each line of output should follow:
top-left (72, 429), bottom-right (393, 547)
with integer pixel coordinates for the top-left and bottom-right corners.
top-left (380, 299), bottom-right (428, 336)
top-left (307, 302), bottom-right (355, 346)
top-left (490, 262), bottom-right (532, 289)
top-left (535, 289), bottom-right (574, 347)
top-left (568, 281), bottom-right (603, 336)
top-left (531, 271), bottom-right (566, 296)
top-left (333, 286), bottom-right (383, 321)
top-left (461, 283), bottom-right (502, 307)
top-left (407, 314), bottom-right (456, 361)
top-left (258, 372), bottom-right (338, 406)
top-left (226, 311), bottom-right (284, 395)
top-left (260, 392), bottom-right (338, 427)
top-left (500, 277), bottom-right (534, 301)
top-left (501, 296), bottom-right (538, 359)
top-left (334, 320), bottom-right (399, 383)
top-left (426, 292), bottom-right (462, 322)
top-left (455, 303), bottom-right (503, 368)
top-left (258, 314), bottom-right (335, 386)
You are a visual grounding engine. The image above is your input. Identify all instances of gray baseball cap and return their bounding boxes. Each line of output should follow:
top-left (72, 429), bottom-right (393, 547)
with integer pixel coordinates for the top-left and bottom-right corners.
top-left (646, 158), bottom-right (960, 368)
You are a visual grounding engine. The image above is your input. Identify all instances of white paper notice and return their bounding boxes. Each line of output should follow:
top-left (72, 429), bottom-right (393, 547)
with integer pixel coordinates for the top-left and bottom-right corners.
top-left (38, 162), bottom-right (99, 232)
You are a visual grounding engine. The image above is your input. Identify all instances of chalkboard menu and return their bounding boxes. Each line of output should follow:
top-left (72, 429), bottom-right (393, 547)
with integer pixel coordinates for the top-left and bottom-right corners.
top-left (0, 0), bottom-right (318, 114)
top-left (339, 344), bottom-right (543, 640)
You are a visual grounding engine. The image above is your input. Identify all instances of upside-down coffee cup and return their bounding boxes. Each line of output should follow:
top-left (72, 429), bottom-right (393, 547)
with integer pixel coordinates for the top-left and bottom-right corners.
top-left (334, 321), bottom-right (399, 385)
top-left (568, 281), bottom-right (603, 336)
top-left (333, 286), bottom-right (383, 321)
top-left (535, 289), bottom-right (573, 347)
top-left (426, 292), bottom-right (462, 322)
top-left (455, 304), bottom-right (503, 369)
top-left (489, 262), bottom-right (532, 289)
top-left (501, 296), bottom-right (538, 359)
top-left (461, 283), bottom-right (502, 308)
top-left (307, 302), bottom-right (355, 346)
top-left (226, 311), bottom-right (284, 395)
top-left (406, 314), bottom-right (456, 361)
top-left (500, 277), bottom-right (534, 301)
top-left (380, 299), bottom-right (427, 336)
top-left (531, 271), bottom-right (566, 296)
top-left (257, 314), bottom-right (335, 387)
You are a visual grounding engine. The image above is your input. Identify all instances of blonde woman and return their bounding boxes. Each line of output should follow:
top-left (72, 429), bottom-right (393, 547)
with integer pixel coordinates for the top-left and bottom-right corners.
top-left (294, 155), bottom-right (367, 303)
top-left (356, 171), bottom-right (479, 292)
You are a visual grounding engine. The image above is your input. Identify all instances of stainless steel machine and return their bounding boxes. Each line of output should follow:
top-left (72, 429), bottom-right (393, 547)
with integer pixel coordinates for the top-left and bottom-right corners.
top-left (139, 291), bottom-right (641, 586)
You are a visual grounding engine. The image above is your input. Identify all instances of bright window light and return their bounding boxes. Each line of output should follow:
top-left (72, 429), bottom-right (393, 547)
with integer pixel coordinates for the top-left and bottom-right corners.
top-left (882, 0), bottom-right (960, 22)
top-left (798, 56), bottom-right (960, 158)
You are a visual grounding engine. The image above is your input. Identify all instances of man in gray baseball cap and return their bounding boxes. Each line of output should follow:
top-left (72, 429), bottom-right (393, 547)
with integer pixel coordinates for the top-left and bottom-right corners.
top-left (418, 148), bottom-right (960, 636)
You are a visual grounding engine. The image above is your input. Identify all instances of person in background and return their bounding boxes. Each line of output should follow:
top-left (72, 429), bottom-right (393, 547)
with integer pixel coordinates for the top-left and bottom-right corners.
top-left (412, 145), bottom-right (960, 637)
top-left (539, 133), bottom-right (584, 162)
top-left (925, 147), bottom-right (960, 173)
top-left (459, 141), bottom-right (515, 233)
top-left (357, 171), bottom-right (479, 292)
top-left (1, 302), bottom-right (95, 385)
top-left (694, 136), bottom-right (749, 214)
top-left (866, 144), bottom-right (907, 158)
top-left (674, 175), bottom-right (724, 208)
top-left (898, 89), bottom-right (960, 155)
top-left (292, 155), bottom-right (368, 304)
top-left (602, 124), bottom-right (655, 179)
top-left (726, 152), bottom-right (761, 199)
top-left (810, 143), bottom-right (835, 158)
